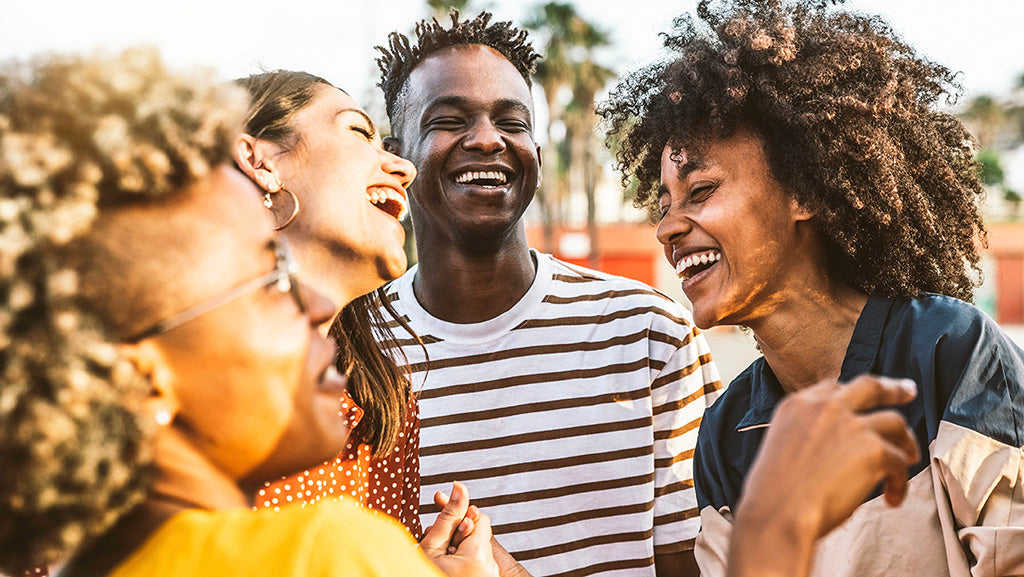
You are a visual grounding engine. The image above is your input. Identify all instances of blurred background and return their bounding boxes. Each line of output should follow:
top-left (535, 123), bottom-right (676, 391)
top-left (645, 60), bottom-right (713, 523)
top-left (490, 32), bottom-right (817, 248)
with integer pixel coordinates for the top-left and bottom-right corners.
top-left (4, 0), bottom-right (1024, 381)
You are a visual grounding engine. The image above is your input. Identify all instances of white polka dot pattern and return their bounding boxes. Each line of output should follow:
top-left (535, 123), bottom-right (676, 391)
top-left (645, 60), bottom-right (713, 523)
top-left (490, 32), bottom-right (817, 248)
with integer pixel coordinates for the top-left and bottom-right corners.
top-left (257, 394), bottom-right (423, 540)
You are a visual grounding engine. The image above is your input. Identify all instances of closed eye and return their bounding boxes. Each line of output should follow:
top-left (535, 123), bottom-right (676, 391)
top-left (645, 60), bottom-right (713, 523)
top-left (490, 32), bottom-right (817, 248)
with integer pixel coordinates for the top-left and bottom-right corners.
top-left (427, 117), bottom-right (463, 130)
top-left (351, 124), bottom-right (377, 141)
top-left (498, 119), bottom-right (531, 132)
top-left (689, 183), bottom-right (718, 203)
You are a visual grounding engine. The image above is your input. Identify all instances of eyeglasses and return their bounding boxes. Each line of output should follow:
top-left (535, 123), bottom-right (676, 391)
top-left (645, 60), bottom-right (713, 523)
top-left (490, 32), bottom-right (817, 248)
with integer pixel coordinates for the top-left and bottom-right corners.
top-left (125, 237), bottom-right (306, 342)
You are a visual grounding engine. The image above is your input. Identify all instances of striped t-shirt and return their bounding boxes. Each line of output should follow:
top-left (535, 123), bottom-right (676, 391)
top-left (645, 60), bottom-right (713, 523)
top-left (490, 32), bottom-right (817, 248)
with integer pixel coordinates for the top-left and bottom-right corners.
top-left (380, 251), bottom-right (723, 577)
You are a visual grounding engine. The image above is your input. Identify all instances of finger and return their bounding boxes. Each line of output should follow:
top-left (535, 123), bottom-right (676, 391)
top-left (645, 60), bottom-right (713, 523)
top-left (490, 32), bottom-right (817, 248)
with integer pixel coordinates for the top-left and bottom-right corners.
top-left (878, 443), bottom-right (913, 507)
top-left (434, 490), bottom-right (450, 509)
top-left (459, 511), bottom-right (494, 552)
top-left (860, 411), bottom-right (921, 463)
top-left (838, 375), bottom-right (917, 412)
top-left (448, 516), bottom-right (475, 554)
top-left (449, 504), bottom-right (480, 551)
top-left (420, 481), bottom-right (470, 551)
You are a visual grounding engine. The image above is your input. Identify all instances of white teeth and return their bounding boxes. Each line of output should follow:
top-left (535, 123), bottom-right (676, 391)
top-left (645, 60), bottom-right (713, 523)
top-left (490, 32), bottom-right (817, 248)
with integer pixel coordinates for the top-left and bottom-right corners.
top-left (365, 187), bottom-right (408, 217)
top-left (455, 171), bottom-right (508, 185)
top-left (674, 250), bottom-right (721, 279)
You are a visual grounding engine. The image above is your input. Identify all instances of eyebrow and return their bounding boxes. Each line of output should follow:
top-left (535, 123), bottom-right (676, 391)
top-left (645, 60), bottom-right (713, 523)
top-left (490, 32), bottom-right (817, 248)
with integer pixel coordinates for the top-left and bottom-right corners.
top-left (668, 157), bottom-right (710, 182)
top-left (422, 96), bottom-right (533, 119)
top-left (336, 107), bottom-right (378, 135)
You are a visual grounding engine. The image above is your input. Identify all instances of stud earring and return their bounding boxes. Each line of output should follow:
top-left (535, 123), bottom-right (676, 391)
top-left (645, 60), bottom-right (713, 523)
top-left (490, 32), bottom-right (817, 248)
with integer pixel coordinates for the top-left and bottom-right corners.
top-left (155, 410), bottom-right (172, 427)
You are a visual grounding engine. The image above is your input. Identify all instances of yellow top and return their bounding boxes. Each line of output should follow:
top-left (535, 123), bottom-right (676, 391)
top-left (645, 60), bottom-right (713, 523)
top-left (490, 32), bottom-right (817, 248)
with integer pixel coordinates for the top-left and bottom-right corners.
top-left (109, 500), bottom-right (444, 577)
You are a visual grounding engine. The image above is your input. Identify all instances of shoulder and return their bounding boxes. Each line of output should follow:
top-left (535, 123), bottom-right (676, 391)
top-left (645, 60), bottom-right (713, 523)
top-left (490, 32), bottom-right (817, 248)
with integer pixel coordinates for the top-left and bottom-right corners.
top-left (543, 253), bottom-right (694, 324)
top-left (884, 294), bottom-right (1024, 447)
top-left (265, 502), bottom-right (440, 576)
top-left (886, 293), bottom-right (988, 345)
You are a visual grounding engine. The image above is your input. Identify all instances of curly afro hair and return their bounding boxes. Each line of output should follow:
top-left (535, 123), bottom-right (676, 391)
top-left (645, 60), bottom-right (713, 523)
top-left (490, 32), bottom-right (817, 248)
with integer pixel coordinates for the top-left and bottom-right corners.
top-left (376, 10), bottom-right (541, 129)
top-left (0, 48), bottom-right (245, 572)
top-left (599, 0), bottom-right (986, 301)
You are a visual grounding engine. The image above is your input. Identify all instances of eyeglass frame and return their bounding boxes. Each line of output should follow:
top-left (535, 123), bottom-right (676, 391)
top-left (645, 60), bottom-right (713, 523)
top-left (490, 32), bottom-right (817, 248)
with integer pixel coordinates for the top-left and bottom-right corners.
top-left (125, 237), bottom-right (306, 343)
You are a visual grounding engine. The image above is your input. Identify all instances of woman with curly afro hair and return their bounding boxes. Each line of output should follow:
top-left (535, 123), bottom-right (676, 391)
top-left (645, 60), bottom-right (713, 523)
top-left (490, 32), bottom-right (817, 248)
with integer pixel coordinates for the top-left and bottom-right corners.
top-left (600, 1), bottom-right (1024, 576)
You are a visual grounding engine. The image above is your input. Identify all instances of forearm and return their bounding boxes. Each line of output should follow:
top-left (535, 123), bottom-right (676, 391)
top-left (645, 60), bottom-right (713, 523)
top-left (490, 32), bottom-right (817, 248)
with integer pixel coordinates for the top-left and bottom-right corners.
top-left (726, 505), bottom-right (818, 577)
top-left (655, 549), bottom-right (699, 577)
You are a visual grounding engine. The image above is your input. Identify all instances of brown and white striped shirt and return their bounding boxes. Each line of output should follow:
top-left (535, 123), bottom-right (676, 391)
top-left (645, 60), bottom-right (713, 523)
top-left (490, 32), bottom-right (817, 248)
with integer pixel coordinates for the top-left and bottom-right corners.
top-left (381, 251), bottom-right (723, 577)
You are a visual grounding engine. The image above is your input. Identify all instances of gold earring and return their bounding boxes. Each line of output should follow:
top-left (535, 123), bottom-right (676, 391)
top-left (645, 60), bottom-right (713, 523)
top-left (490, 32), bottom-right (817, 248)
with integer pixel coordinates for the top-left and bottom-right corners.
top-left (263, 179), bottom-right (282, 208)
top-left (271, 188), bottom-right (300, 230)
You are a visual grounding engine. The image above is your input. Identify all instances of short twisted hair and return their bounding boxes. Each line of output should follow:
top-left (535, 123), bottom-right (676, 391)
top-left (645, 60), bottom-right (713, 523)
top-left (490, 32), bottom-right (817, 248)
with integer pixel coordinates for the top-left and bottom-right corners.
top-left (600, 0), bottom-right (986, 301)
top-left (376, 10), bottom-right (541, 128)
top-left (0, 48), bottom-right (245, 571)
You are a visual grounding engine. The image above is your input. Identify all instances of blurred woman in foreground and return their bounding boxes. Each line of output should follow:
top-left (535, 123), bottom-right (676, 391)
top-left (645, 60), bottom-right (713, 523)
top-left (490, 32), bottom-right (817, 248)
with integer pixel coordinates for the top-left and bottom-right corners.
top-left (0, 49), bottom-right (495, 577)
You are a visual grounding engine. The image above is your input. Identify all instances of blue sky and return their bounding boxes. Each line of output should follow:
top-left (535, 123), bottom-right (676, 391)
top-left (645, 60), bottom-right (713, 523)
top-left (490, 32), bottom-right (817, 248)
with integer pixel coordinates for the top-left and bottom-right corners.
top-left (2, 0), bottom-right (1022, 104)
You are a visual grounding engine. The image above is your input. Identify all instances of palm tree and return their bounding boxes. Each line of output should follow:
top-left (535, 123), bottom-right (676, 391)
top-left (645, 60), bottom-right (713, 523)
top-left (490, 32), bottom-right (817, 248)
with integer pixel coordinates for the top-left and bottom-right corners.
top-left (962, 95), bottom-right (1007, 149)
top-left (526, 2), bottom-right (614, 261)
top-left (526, 2), bottom-right (578, 252)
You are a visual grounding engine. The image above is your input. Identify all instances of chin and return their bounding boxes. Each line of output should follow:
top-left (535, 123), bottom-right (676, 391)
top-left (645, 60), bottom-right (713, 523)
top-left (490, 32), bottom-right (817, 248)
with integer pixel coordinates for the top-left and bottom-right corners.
top-left (376, 251), bottom-right (408, 282)
top-left (689, 302), bottom-right (723, 331)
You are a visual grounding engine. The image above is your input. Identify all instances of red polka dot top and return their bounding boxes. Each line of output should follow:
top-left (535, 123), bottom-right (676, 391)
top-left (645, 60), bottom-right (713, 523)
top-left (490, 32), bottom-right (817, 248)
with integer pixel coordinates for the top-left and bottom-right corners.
top-left (257, 393), bottom-right (423, 540)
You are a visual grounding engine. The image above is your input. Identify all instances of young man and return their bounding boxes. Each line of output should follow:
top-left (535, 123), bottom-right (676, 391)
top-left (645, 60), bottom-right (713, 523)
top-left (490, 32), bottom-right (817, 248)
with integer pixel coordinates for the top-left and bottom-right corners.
top-left (376, 12), bottom-right (722, 577)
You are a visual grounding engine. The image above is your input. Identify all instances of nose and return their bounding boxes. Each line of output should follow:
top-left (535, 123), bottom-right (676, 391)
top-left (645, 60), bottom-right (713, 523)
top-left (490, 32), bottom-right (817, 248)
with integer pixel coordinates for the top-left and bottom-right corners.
top-left (300, 282), bottom-right (337, 328)
top-left (381, 148), bottom-right (416, 189)
top-left (462, 120), bottom-right (506, 155)
top-left (655, 207), bottom-right (692, 248)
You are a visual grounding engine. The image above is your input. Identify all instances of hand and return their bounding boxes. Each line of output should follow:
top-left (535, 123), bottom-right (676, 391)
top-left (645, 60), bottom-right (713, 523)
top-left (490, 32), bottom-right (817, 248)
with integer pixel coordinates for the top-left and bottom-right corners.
top-left (426, 482), bottom-right (481, 554)
top-left (420, 482), bottom-right (499, 577)
top-left (728, 375), bottom-right (920, 577)
top-left (490, 536), bottom-right (534, 577)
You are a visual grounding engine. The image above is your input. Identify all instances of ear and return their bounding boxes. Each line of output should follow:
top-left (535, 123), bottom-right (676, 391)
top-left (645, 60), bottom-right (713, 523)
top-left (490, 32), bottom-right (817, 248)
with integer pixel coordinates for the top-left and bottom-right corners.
top-left (789, 196), bottom-right (814, 222)
top-left (382, 136), bottom-right (402, 157)
top-left (233, 134), bottom-right (281, 193)
top-left (535, 144), bottom-right (543, 188)
top-left (118, 340), bottom-right (180, 427)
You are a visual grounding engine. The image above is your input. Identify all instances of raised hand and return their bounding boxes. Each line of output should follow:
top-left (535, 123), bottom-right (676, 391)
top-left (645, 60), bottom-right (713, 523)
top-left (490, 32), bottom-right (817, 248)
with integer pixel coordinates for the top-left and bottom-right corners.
top-left (727, 375), bottom-right (920, 577)
top-left (420, 482), bottom-right (499, 577)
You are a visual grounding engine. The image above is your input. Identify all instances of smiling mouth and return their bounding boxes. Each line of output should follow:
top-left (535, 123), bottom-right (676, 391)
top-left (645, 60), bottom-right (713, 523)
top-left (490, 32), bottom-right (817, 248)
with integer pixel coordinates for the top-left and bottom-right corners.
top-left (675, 250), bottom-right (721, 281)
top-left (367, 187), bottom-right (407, 220)
top-left (454, 170), bottom-right (509, 188)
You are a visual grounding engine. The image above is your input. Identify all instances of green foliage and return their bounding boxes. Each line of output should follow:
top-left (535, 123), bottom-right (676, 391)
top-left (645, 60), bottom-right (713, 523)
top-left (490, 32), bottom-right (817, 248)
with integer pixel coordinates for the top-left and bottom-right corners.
top-left (977, 149), bottom-right (1005, 186)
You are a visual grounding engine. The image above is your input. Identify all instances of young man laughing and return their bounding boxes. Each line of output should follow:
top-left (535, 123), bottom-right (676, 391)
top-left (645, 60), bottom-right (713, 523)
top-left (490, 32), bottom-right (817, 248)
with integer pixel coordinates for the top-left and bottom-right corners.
top-left (376, 12), bottom-right (723, 577)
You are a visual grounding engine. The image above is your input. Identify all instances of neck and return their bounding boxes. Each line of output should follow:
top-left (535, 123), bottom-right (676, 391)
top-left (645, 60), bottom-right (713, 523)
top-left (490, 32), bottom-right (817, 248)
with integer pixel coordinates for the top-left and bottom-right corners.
top-left (413, 228), bottom-right (536, 323)
top-left (149, 427), bottom-right (251, 510)
top-left (747, 280), bottom-right (868, 394)
top-left (59, 428), bottom-right (248, 577)
top-left (286, 234), bottom-right (378, 313)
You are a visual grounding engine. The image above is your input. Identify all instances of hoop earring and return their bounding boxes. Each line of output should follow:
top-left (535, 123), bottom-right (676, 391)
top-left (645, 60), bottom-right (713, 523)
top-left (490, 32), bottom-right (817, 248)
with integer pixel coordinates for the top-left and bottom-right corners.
top-left (265, 187), bottom-right (300, 230)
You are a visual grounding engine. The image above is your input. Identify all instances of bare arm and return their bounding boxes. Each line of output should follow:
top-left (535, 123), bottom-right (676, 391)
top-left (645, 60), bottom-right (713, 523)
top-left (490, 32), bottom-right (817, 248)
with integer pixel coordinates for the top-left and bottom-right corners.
top-left (655, 550), bottom-right (699, 577)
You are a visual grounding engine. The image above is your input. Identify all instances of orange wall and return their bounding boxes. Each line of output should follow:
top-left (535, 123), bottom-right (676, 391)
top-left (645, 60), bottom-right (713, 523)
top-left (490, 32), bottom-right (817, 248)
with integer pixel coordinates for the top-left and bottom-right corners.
top-left (525, 224), bottom-right (663, 286)
top-left (990, 222), bottom-right (1024, 324)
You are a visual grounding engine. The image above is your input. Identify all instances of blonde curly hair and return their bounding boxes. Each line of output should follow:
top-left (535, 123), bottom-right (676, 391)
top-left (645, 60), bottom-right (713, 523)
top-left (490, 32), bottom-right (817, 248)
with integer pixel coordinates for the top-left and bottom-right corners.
top-left (0, 48), bottom-right (246, 572)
